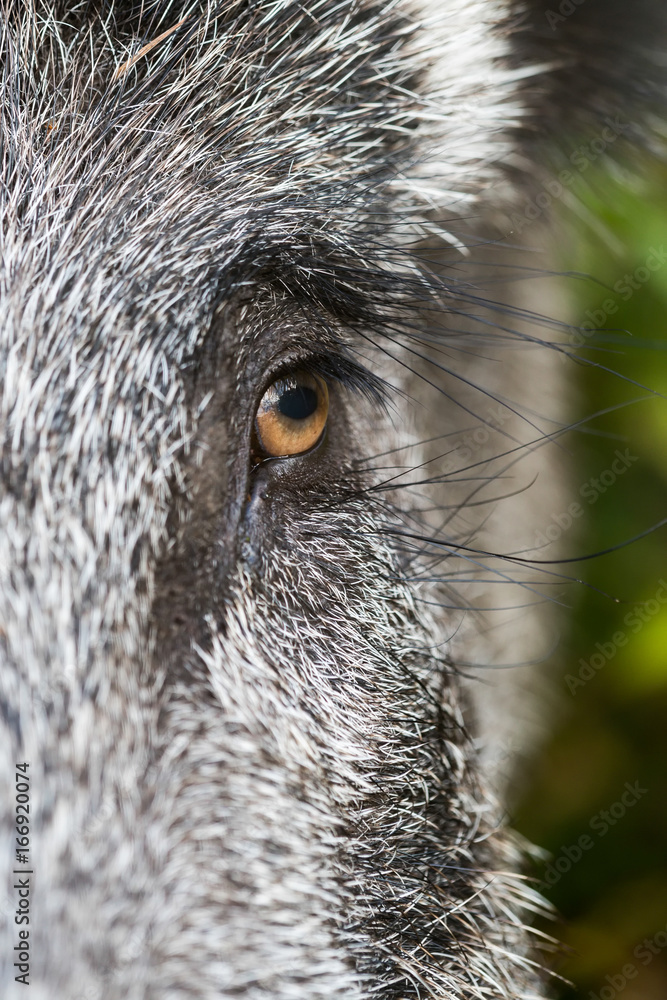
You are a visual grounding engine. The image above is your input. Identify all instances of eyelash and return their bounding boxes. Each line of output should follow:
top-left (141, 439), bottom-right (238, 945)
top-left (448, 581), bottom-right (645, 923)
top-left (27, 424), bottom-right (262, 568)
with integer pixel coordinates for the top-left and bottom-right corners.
top-left (264, 353), bottom-right (389, 409)
top-left (249, 353), bottom-right (389, 466)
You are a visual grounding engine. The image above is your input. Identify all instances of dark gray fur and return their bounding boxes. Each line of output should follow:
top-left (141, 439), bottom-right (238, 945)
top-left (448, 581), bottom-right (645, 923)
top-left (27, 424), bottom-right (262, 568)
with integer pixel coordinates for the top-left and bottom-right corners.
top-left (0, 2), bottom-right (663, 998)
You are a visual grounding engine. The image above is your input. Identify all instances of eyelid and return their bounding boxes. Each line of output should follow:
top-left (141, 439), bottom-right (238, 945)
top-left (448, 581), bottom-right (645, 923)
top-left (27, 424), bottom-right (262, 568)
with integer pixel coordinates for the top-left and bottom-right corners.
top-left (250, 353), bottom-right (390, 464)
top-left (284, 353), bottom-right (389, 409)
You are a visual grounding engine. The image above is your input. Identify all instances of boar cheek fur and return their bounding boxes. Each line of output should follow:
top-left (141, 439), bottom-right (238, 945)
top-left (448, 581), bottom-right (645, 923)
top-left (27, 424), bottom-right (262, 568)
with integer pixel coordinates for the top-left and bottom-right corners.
top-left (0, 2), bottom-right (664, 998)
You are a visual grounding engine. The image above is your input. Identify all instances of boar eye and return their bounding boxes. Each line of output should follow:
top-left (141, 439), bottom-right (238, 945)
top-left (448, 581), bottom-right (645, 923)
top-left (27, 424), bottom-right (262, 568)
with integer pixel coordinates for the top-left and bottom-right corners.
top-left (254, 369), bottom-right (329, 458)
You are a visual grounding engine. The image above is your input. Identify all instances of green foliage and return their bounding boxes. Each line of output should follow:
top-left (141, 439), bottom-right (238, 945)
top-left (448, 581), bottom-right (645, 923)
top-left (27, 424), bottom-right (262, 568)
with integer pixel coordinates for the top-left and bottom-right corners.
top-left (513, 159), bottom-right (667, 1000)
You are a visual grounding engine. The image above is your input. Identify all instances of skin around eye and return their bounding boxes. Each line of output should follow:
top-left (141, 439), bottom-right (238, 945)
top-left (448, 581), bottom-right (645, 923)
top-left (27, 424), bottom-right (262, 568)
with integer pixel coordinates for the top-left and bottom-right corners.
top-left (255, 370), bottom-right (329, 457)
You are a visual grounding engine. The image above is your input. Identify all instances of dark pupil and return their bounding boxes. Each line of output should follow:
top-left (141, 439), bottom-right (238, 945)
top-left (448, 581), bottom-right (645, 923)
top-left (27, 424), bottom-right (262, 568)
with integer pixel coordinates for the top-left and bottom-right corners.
top-left (278, 385), bottom-right (318, 420)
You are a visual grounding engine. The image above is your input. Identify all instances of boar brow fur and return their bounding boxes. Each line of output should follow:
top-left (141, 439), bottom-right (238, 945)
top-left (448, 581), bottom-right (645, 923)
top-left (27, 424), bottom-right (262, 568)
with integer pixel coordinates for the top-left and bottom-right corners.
top-left (0, 1), bottom-right (664, 999)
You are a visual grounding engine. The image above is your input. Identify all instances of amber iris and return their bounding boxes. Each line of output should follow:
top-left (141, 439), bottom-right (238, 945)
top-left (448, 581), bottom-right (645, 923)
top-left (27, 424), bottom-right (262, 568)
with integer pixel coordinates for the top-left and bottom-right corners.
top-left (255, 370), bottom-right (329, 457)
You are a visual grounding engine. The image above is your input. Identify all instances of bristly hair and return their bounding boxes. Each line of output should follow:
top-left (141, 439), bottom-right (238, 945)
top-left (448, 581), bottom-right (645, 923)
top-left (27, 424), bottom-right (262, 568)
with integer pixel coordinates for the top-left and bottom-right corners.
top-left (0, 2), bottom-right (665, 999)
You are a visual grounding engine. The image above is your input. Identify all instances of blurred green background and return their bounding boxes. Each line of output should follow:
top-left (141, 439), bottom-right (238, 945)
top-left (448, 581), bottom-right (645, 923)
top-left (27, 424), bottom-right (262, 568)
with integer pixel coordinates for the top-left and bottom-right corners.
top-left (513, 158), bottom-right (667, 999)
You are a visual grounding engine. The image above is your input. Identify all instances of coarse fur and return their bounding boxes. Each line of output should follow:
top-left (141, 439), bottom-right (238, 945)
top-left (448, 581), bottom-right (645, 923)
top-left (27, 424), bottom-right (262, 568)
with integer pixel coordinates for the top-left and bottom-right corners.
top-left (0, 2), bottom-right (664, 998)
